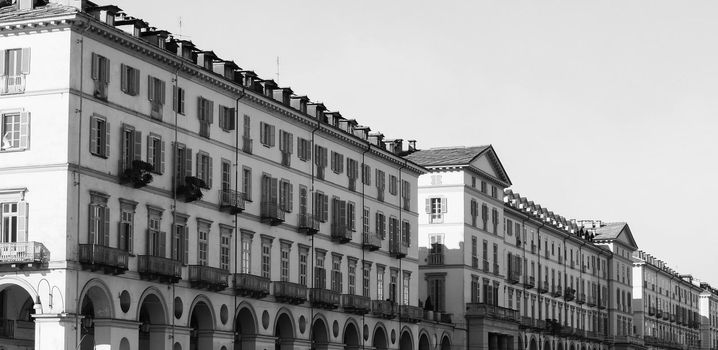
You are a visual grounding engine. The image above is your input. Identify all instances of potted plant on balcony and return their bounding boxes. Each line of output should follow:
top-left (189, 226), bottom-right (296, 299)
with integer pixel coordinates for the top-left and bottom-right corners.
top-left (120, 160), bottom-right (154, 188)
top-left (177, 176), bottom-right (206, 202)
top-left (423, 296), bottom-right (434, 321)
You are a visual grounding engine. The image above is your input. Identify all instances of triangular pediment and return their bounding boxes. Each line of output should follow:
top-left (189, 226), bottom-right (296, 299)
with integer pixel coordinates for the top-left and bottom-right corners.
top-left (614, 225), bottom-right (638, 250)
top-left (468, 146), bottom-right (512, 186)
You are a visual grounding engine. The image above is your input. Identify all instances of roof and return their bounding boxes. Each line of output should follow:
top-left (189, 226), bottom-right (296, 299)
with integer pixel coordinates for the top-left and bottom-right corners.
top-left (405, 145), bottom-right (490, 166)
top-left (0, 2), bottom-right (78, 22)
top-left (593, 222), bottom-right (626, 240)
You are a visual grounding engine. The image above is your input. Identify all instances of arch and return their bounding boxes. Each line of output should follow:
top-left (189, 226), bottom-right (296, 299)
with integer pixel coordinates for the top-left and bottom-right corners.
top-left (187, 295), bottom-right (216, 330)
top-left (343, 319), bottom-right (360, 348)
top-left (0, 283), bottom-right (36, 349)
top-left (529, 337), bottom-right (538, 350)
top-left (517, 336), bottom-right (523, 350)
top-left (0, 277), bottom-right (41, 313)
top-left (235, 303), bottom-right (258, 336)
top-left (79, 278), bottom-right (115, 319)
top-left (372, 324), bottom-right (389, 350)
top-left (544, 340), bottom-right (551, 350)
top-left (119, 338), bottom-right (130, 350)
top-left (136, 286), bottom-right (168, 324)
top-left (311, 316), bottom-right (329, 345)
top-left (557, 342), bottom-right (564, 350)
top-left (399, 327), bottom-right (413, 350)
top-left (418, 332), bottom-right (430, 350)
top-left (569, 343), bottom-right (576, 350)
top-left (274, 309), bottom-right (295, 341)
top-left (189, 297), bottom-right (214, 350)
top-left (440, 335), bottom-right (451, 350)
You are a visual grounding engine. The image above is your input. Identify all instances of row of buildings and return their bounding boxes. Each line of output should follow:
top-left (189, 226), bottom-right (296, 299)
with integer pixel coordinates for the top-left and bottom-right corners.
top-left (0, 0), bottom-right (715, 350)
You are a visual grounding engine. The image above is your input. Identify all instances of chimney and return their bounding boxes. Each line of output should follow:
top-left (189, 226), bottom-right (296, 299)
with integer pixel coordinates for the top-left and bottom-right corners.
top-left (325, 112), bottom-right (343, 127)
top-left (307, 103), bottom-right (326, 121)
top-left (272, 87), bottom-right (293, 105)
top-left (140, 29), bottom-right (169, 50)
top-left (340, 119), bottom-right (357, 134)
top-left (258, 80), bottom-right (277, 98)
top-left (391, 139), bottom-right (403, 155)
top-left (368, 132), bottom-right (385, 149)
top-left (290, 96), bottom-right (309, 113)
top-left (175, 40), bottom-right (196, 62)
top-left (239, 71), bottom-right (260, 92)
top-left (354, 126), bottom-right (370, 140)
top-left (18, 0), bottom-right (34, 10)
top-left (48, 0), bottom-right (87, 10)
top-left (212, 60), bottom-right (239, 80)
top-left (196, 51), bottom-right (217, 71)
top-left (408, 140), bottom-right (417, 152)
top-left (114, 15), bottom-right (147, 37)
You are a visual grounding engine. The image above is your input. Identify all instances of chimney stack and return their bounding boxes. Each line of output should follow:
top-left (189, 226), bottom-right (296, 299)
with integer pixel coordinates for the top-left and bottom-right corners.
top-left (48, 0), bottom-right (86, 10)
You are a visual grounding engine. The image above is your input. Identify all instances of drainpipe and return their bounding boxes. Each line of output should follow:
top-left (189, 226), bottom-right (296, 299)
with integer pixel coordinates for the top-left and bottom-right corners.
top-left (396, 160), bottom-right (407, 345)
top-left (232, 82), bottom-right (246, 348)
top-left (309, 118), bottom-right (320, 348)
top-left (536, 221), bottom-right (544, 322)
top-left (359, 143), bottom-right (370, 350)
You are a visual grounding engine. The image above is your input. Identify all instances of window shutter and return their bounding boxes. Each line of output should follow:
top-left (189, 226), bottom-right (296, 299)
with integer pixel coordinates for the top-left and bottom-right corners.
top-left (159, 231), bottom-right (167, 258)
top-left (330, 151), bottom-right (335, 170)
top-left (88, 204), bottom-right (96, 244)
top-left (289, 183), bottom-right (294, 212)
top-left (270, 125), bottom-right (276, 147)
top-left (196, 152), bottom-right (201, 178)
top-left (218, 107), bottom-right (226, 130)
top-left (278, 130), bottom-right (285, 151)
top-left (160, 140), bottom-right (166, 174)
top-left (147, 136), bottom-right (154, 166)
top-left (120, 64), bottom-right (127, 92)
top-left (159, 80), bottom-right (166, 104)
top-left (90, 117), bottom-right (98, 154)
top-left (118, 222), bottom-right (126, 251)
top-left (148, 76), bottom-right (155, 101)
top-left (279, 181), bottom-right (286, 210)
top-left (183, 226), bottom-right (189, 264)
top-left (133, 131), bottom-right (142, 161)
top-left (441, 197), bottom-right (447, 213)
top-left (19, 112), bottom-right (30, 149)
top-left (185, 148), bottom-right (193, 178)
top-left (133, 68), bottom-right (139, 94)
top-left (425, 198), bottom-right (431, 214)
top-left (259, 122), bottom-right (265, 144)
top-left (103, 207), bottom-right (110, 246)
top-left (20, 48), bottom-right (30, 74)
top-left (197, 97), bottom-right (204, 121)
top-left (323, 194), bottom-right (329, 221)
top-left (16, 201), bottom-right (28, 242)
top-left (172, 86), bottom-right (178, 111)
top-left (105, 121), bottom-right (111, 157)
top-left (270, 177), bottom-right (278, 203)
top-left (208, 156), bottom-right (213, 188)
top-left (207, 100), bottom-right (214, 124)
top-left (287, 132), bottom-right (293, 154)
top-left (90, 53), bottom-right (97, 80)
top-left (105, 58), bottom-right (111, 84)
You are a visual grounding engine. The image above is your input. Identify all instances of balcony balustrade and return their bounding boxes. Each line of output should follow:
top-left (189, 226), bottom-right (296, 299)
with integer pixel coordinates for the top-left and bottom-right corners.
top-left (519, 316), bottom-right (535, 329)
top-left (576, 293), bottom-right (586, 305)
top-left (537, 281), bottom-right (549, 294)
top-left (389, 241), bottom-right (407, 259)
top-left (587, 295), bottom-right (596, 307)
top-left (341, 294), bottom-right (371, 315)
top-left (309, 288), bottom-right (340, 310)
top-left (440, 313), bottom-right (453, 323)
top-left (273, 281), bottom-right (307, 304)
top-left (399, 305), bottom-right (424, 323)
top-left (362, 232), bottom-right (381, 251)
top-left (612, 335), bottom-right (645, 346)
top-left (219, 189), bottom-right (245, 214)
top-left (137, 255), bottom-right (181, 282)
top-left (493, 263), bottom-right (500, 276)
top-left (483, 260), bottom-right (490, 272)
top-left (371, 300), bottom-right (397, 319)
top-left (297, 213), bottom-right (319, 235)
top-left (78, 244), bottom-right (128, 274)
top-left (465, 303), bottom-right (520, 322)
top-left (506, 271), bottom-right (520, 284)
top-left (524, 276), bottom-right (535, 289)
top-left (0, 241), bottom-right (49, 268)
top-left (331, 223), bottom-right (352, 243)
top-left (188, 265), bottom-right (228, 290)
top-left (598, 300), bottom-right (606, 309)
top-left (1, 75), bottom-right (26, 95)
top-left (233, 273), bottom-right (270, 298)
top-left (551, 285), bottom-right (562, 297)
top-left (260, 201), bottom-right (285, 225)
top-left (428, 253), bottom-right (444, 265)
top-left (656, 309), bottom-right (663, 318)
top-left (0, 319), bottom-right (33, 341)
top-left (563, 287), bottom-right (576, 301)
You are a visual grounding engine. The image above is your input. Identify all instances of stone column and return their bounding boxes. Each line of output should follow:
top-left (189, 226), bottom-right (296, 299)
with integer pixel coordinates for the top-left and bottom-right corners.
top-left (34, 314), bottom-right (78, 350)
top-left (210, 329), bottom-right (234, 350)
top-left (489, 333), bottom-right (499, 350)
top-left (239, 334), bottom-right (278, 350)
top-left (92, 318), bottom-right (140, 350)
top-left (280, 338), bottom-right (311, 350)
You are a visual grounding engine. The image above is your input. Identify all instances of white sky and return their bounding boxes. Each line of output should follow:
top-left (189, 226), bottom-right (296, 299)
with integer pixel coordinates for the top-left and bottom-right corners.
top-left (113, 0), bottom-right (718, 285)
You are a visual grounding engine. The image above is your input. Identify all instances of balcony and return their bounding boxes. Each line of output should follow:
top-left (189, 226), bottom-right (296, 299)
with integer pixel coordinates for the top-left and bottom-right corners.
top-left (1, 75), bottom-right (26, 95)
top-left (219, 189), bottom-right (245, 214)
top-left (342, 294), bottom-right (371, 315)
top-left (176, 176), bottom-right (205, 203)
top-left (519, 316), bottom-right (535, 329)
top-left (273, 281), bottom-right (307, 304)
top-left (233, 273), bottom-right (270, 298)
top-left (669, 313), bottom-right (675, 323)
top-left (399, 305), bottom-right (424, 323)
top-left (507, 271), bottom-right (520, 284)
top-left (297, 213), bottom-right (319, 235)
top-left (656, 309), bottom-right (663, 318)
top-left (309, 288), bottom-right (340, 310)
top-left (362, 232), bottom-right (381, 251)
top-left (260, 201), bottom-right (285, 225)
top-left (428, 253), bottom-right (445, 265)
top-left (558, 326), bottom-right (576, 337)
top-left (188, 265), bottom-right (228, 291)
top-left (440, 313), bottom-right (453, 323)
top-left (493, 263), bottom-right (500, 276)
top-left (0, 319), bottom-right (34, 341)
top-left (118, 159), bottom-right (154, 188)
top-left (389, 241), bottom-right (408, 259)
top-left (523, 276), bottom-right (535, 289)
top-left (137, 255), bottom-right (181, 283)
top-left (537, 281), bottom-right (549, 294)
top-left (587, 295), bottom-right (596, 307)
top-left (0, 241), bottom-right (49, 268)
top-left (662, 311), bottom-right (669, 321)
top-left (551, 286), bottom-right (562, 298)
top-left (78, 244), bottom-right (128, 274)
top-left (482, 259), bottom-right (490, 272)
top-left (612, 335), bottom-right (644, 346)
top-left (371, 300), bottom-right (397, 319)
top-left (564, 288), bottom-right (575, 301)
top-left (598, 300), bottom-right (606, 309)
top-left (465, 303), bottom-right (520, 323)
top-left (331, 223), bottom-right (352, 243)
top-left (576, 293), bottom-right (586, 305)
top-left (242, 136), bottom-right (253, 154)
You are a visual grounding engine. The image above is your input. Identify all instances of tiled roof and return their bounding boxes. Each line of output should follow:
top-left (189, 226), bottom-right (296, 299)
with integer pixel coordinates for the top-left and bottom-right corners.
top-left (405, 145), bottom-right (489, 166)
top-left (0, 2), bottom-right (78, 22)
top-left (593, 222), bottom-right (627, 240)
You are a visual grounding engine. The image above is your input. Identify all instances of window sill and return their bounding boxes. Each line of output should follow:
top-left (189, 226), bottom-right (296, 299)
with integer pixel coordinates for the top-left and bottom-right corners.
top-left (90, 153), bottom-right (108, 159)
top-left (0, 148), bottom-right (26, 153)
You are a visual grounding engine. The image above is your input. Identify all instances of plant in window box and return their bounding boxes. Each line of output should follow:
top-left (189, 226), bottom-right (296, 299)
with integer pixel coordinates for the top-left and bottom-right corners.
top-left (177, 176), bottom-right (205, 202)
top-left (120, 160), bottom-right (154, 188)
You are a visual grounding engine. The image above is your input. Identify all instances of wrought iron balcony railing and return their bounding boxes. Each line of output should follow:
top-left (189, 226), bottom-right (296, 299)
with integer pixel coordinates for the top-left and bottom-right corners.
top-left (137, 255), bottom-right (182, 282)
top-left (576, 293), bottom-right (586, 304)
top-left (260, 201), bottom-right (285, 225)
top-left (233, 273), bottom-right (270, 298)
top-left (219, 189), bottom-right (245, 214)
top-left (273, 281), bottom-right (307, 304)
top-left (371, 300), bottom-right (397, 319)
top-left (524, 276), bottom-right (535, 289)
top-left (389, 241), bottom-right (407, 259)
top-left (309, 288), bottom-right (340, 309)
top-left (428, 253), bottom-right (445, 265)
top-left (188, 265), bottom-right (228, 290)
top-left (331, 223), bottom-right (352, 243)
top-left (341, 294), bottom-right (371, 315)
top-left (0, 241), bottom-right (49, 266)
top-left (78, 244), bottom-right (128, 274)
top-left (465, 303), bottom-right (520, 322)
top-left (399, 305), bottom-right (423, 323)
top-left (297, 213), bottom-right (319, 235)
top-left (362, 232), bottom-right (381, 251)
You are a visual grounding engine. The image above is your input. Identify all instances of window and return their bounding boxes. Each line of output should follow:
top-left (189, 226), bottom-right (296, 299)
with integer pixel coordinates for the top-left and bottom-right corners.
top-left (376, 212), bottom-right (386, 239)
top-left (491, 185), bottom-right (498, 198)
top-left (361, 164), bottom-right (371, 185)
top-left (401, 180), bottom-right (410, 210)
top-left (389, 269), bottom-right (398, 302)
top-left (261, 175), bottom-right (279, 214)
top-left (375, 169), bottom-right (385, 201)
top-left (261, 237), bottom-right (272, 279)
top-left (330, 151), bottom-right (344, 174)
top-left (279, 130), bottom-right (293, 166)
top-left (362, 262), bottom-right (371, 297)
top-left (388, 175), bottom-right (397, 195)
top-left (347, 158), bottom-right (359, 191)
top-left (1, 111), bottom-right (29, 151)
top-left (120, 124), bottom-right (141, 172)
top-left (313, 192), bottom-right (329, 222)
top-left (1, 48), bottom-right (30, 94)
top-left (1, 198), bottom-right (27, 243)
top-left (242, 115), bottom-right (252, 153)
top-left (147, 76), bottom-right (166, 119)
top-left (388, 217), bottom-right (399, 246)
top-left (91, 53), bottom-right (109, 99)
top-left (120, 64), bottom-right (140, 96)
top-left (471, 275), bottom-right (479, 302)
top-left (242, 167), bottom-right (252, 201)
top-left (331, 197), bottom-right (347, 232)
top-left (315, 250), bottom-right (326, 289)
top-left (347, 202), bottom-right (356, 231)
top-left (197, 97), bottom-right (214, 138)
top-left (197, 220), bottom-right (210, 266)
top-left (427, 276), bottom-right (445, 312)
top-left (118, 199), bottom-right (136, 253)
top-left (470, 199), bottom-right (478, 227)
top-left (481, 204), bottom-right (488, 231)
top-left (426, 197), bottom-right (446, 223)
top-left (377, 266), bottom-right (385, 300)
top-left (299, 246), bottom-right (308, 286)
top-left (492, 208), bottom-right (499, 233)
top-left (480, 181), bottom-right (486, 193)
top-left (362, 206), bottom-right (370, 234)
top-left (471, 236), bottom-right (478, 268)
top-left (280, 242), bottom-right (291, 282)
top-left (279, 179), bottom-right (293, 212)
top-left (331, 255), bottom-right (342, 293)
top-left (297, 137), bottom-right (311, 161)
top-left (90, 114), bottom-right (109, 158)
top-left (219, 226), bottom-right (231, 271)
top-left (348, 258), bottom-right (357, 295)
top-left (402, 272), bottom-right (411, 305)
top-left (482, 240), bottom-right (488, 271)
top-left (240, 232), bottom-right (252, 274)
top-left (88, 192), bottom-right (109, 246)
top-left (401, 221), bottom-right (411, 247)
top-left (172, 86), bottom-right (185, 115)
top-left (171, 217), bottom-right (188, 264)
top-left (147, 207), bottom-right (165, 257)
top-left (146, 134), bottom-right (165, 174)
top-left (259, 121), bottom-right (276, 147)
top-left (173, 143), bottom-right (192, 186)
top-left (314, 145), bottom-right (327, 179)
top-left (218, 105), bottom-right (236, 131)
top-left (196, 152), bottom-right (212, 189)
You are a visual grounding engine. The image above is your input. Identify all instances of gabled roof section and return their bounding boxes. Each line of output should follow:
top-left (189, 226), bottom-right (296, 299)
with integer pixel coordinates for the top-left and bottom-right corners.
top-left (0, 2), bottom-right (78, 21)
top-left (406, 145), bottom-right (511, 186)
top-left (593, 222), bottom-right (638, 250)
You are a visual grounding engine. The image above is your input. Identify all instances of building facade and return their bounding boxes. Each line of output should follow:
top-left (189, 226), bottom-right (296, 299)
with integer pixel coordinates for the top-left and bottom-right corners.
top-left (0, 0), bottom-right (456, 349)
top-left (699, 284), bottom-right (718, 350)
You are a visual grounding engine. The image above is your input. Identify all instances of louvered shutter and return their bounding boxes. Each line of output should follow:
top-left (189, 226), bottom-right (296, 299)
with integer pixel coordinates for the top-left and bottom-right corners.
top-left (133, 131), bottom-right (142, 161)
top-left (260, 122), bottom-right (266, 144)
top-left (279, 181), bottom-right (286, 211)
top-left (440, 197), bottom-right (447, 213)
top-left (104, 121), bottom-right (110, 157)
top-left (207, 100), bottom-right (214, 124)
top-left (183, 226), bottom-right (189, 264)
top-left (159, 80), bottom-right (166, 104)
top-left (147, 136), bottom-right (154, 166)
top-left (270, 125), bottom-right (276, 147)
top-left (196, 152), bottom-right (201, 178)
top-left (118, 222), bottom-right (126, 251)
top-left (228, 108), bottom-right (236, 130)
top-left (218, 106), bottom-right (226, 130)
top-left (425, 198), bottom-right (431, 213)
top-left (172, 86), bottom-right (178, 111)
top-left (19, 112), bottom-right (29, 149)
top-left (287, 132), bottom-right (293, 154)
top-left (16, 201), bottom-right (28, 242)
top-left (20, 48), bottom-right (30, 74)
top-left (158, 231), bottom-right (167, 258)
top-left (104, 58), bottom-right (111, 83)
top-left (289, 183), bottom-right (294, 212)
top-left (323, 194), bottom-right (329, 221)
top-left (88, 204), bottom-right (96, 244)
top-left (160, 140), bottom-right (166, 174)
top-left (133, 68), bottom-right (139, 94)
top-left (90, 117), bottom-right (98, 154)
top-left (208, 156), bottom-right (213, 188)
top-left (184, 148), bottom-right (193, 178)
top-left (148, 76), bottom-right (155, 101)
top-left (90, 53), bottom-right (97, 80)
top-left (197, 97), bottom-right (204, 121)
top-left (270, 177), bottom-right (278, 203)
top-left (120, 64), bottom-right (127, 92)
top-left (103, 206), bottom-right (110, 246)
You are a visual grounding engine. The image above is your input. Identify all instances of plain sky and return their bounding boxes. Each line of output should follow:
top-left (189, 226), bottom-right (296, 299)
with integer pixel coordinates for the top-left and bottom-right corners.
top-left (112, 0), bottom-right (718, 285)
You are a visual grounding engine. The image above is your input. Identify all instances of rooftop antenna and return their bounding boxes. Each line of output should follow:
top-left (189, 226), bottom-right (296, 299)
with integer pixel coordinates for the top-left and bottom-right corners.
top-left (175, 17), bottom-right (191, 39)
top-left (276, 56), bottom-right (280, 83)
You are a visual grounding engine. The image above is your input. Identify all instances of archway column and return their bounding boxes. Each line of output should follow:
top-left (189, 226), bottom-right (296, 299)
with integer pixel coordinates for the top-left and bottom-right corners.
top-left (34, 314), bottom-right (77, 350)
top-left (318, 342), bottom-right (344, 350)
top-left (93, 318), bottom-right (140, 350)
top-left (279, 338), bottom-right (311, 350)
top-left (239, 334), bottom-right (277, 350)
top-left (209, 329), bottom-right (233, 349)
